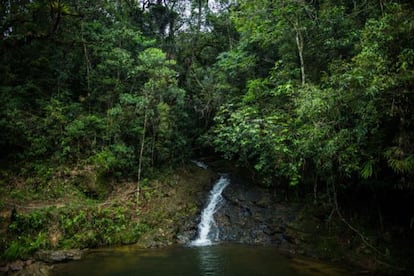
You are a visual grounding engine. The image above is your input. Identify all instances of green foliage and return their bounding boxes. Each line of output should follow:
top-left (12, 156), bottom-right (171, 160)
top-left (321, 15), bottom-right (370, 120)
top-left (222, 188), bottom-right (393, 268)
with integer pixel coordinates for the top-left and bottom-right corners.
top-left (8, 210), bottom-right (48, 234)
top-left (1, 204), bottom-right (149, 260)
top-left (0, 0), bottom-right (191, 180)
top-left (208, 104), bottom-right (300, 185)
top-left (1, 0), bottom-right (414, 266)
top-left (62, 114), bottom-right (106, 162)
top-left (3, 233), bottom-right (48, 260)
top-left (361, 160), bottom-right (375, 179)
top-left (4, 211), bottom-right (50, 259)
top-left (1, 0), bottom-right (412, 186)
top-left (87, 144), bottom-right (135, 177)
top-left (203, 0), bottom-right (414, 191)
top-left (385, 148), bottom-right (414, 175)
top-left (56, 206), bottom-right (149, 248)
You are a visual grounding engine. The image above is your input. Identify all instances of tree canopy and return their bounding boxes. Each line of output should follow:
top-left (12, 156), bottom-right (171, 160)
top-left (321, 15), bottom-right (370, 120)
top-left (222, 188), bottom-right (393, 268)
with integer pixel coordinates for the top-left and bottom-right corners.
top-left (1, 0), bottom-right (413, 206)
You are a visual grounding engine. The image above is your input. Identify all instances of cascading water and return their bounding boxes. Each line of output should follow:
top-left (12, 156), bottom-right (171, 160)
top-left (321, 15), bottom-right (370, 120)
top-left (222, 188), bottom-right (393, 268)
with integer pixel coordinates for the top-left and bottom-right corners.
top-left (190, 159), bottom-right (209, 169)
top-left (190, 175), bottom-right (230, 246)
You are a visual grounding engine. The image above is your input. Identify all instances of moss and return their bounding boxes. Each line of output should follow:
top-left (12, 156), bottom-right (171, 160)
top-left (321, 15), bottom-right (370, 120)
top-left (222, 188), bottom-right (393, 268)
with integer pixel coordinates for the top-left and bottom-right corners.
top-left (72, 170), bottom-right (110, 199)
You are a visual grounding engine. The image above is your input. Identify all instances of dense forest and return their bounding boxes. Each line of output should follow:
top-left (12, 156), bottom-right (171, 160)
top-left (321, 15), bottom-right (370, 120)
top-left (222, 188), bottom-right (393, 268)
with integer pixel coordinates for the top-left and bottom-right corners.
top-left (1, 0), bottom-right (414, 271)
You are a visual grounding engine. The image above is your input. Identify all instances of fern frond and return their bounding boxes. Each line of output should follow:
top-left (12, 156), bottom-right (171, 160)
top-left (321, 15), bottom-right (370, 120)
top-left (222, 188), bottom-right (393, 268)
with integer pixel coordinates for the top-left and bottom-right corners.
top-left (385, 147), bottom-right (414, 174)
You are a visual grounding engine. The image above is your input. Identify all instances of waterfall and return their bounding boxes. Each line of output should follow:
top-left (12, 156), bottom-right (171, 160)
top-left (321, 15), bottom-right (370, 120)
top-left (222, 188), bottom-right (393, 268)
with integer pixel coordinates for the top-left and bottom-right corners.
top-left (191, 159), bottom-right (209, 169)
top-left (190, 175), bottom-right (230, 246)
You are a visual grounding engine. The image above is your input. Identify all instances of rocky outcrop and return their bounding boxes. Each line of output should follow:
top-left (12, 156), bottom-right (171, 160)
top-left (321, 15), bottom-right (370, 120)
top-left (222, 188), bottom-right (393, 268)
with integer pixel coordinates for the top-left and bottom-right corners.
top-left (213, 176), bottom-right (299, 249)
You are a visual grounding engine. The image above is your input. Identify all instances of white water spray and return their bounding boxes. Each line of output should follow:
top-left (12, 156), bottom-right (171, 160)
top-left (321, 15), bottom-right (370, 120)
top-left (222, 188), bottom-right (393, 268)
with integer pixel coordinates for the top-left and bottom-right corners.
top-left (191, 160), bottom-right (209, 169)
top-left (191, 175), bottom-right (230, 246)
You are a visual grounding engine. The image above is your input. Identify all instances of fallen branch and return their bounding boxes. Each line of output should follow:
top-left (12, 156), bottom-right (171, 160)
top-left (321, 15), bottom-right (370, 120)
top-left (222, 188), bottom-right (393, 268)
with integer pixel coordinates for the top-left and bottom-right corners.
top-left (331, 183), bottom-right (380, 254)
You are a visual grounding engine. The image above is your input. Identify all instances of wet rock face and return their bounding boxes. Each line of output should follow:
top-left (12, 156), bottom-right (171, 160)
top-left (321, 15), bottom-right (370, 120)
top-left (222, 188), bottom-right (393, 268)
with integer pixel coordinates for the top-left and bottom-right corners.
top-left (215, 177), bottom-right (297, 247)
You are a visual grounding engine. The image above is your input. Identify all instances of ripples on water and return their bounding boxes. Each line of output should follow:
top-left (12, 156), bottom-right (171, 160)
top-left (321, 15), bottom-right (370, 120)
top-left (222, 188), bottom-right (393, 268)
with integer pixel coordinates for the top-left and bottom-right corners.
top-left (197, 246), bottom-right (223, 276)
top-left (52, 243), bottom-right (349, 276)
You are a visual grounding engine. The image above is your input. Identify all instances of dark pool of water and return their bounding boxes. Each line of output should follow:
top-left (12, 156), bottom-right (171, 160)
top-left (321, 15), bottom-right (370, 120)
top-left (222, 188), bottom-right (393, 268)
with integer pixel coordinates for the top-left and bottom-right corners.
top-left (52, 243), bottom-right (348, 276)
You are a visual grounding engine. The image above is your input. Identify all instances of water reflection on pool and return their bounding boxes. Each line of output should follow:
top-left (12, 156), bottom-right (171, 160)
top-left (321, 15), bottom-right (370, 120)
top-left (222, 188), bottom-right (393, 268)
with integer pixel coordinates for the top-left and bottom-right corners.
top-left (52, 243), bottom-right (348, 276)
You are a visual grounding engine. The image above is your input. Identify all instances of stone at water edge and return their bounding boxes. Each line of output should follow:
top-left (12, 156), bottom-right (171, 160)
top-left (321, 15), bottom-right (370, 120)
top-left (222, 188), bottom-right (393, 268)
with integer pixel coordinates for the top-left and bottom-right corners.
top-left (35, 249), bottom-right (84, 263)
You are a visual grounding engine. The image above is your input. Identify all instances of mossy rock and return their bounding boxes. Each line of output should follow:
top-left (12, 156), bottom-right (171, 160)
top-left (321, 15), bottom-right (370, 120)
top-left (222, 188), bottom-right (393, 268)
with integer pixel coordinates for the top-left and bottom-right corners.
top-left (73, 170), bottom-right (109, 199)
top-left (35, 249), bottom-right (84, 263)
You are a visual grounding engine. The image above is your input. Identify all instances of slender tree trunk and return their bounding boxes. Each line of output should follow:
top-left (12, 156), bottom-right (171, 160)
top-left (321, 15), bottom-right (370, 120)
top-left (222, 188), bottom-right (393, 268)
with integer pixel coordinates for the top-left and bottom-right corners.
top-left (197, 0), bottom-right (203, 34)
top-left (81, 23), bottom-right (91, 92)
top-left (80, 21), bottom-right (92, 115)
top-left (294, 22), bottom-right (305, 86)
top-left (137, 109), bottom-right (148, 205)
top-left (151, 124), bottom-right (156, 167)
top-left (191, 0), bottom-right (205, 58)
top-left (379, 0), bottom-right (384, 15)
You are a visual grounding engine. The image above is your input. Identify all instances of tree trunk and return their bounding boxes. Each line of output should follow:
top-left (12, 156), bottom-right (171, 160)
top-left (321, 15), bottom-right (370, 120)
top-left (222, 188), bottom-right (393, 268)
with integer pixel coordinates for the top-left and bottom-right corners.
top-left (81, 23), bottom-right (91, 92)
top-left (197, 0), bottom-right (203, 34)
top-left (137, 109), bottom-right (148, 205)
top-left (294, 22), bottom-right (306, 86)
